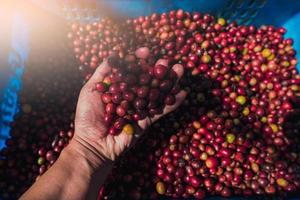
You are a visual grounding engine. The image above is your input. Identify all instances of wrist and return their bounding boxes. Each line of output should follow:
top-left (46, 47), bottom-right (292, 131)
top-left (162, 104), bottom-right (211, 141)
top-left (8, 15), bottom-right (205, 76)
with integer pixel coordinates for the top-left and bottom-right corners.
top-left (63, 139), bottom-right (113, 197)
top-left (63, 138), bottom-right (113, 174)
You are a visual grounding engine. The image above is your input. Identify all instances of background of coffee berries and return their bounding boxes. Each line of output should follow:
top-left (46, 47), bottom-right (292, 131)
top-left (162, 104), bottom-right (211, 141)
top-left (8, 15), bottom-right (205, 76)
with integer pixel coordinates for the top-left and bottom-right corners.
top-left (1, 0), bottom-right (300, 199)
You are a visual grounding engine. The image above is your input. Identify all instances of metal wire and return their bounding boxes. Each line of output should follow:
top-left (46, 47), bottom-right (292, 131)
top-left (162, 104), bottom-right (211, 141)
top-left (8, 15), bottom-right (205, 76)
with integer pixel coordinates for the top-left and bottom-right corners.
top-left (58, 0), bottom-right (267, 25)
top-left (218, 0), bottom-right (267, 25)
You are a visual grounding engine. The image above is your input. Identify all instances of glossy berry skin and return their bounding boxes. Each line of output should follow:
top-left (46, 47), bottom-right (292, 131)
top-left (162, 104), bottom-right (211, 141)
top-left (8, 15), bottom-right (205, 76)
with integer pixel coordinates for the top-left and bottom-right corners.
top-left (153, 65), bottom-right (168, 80)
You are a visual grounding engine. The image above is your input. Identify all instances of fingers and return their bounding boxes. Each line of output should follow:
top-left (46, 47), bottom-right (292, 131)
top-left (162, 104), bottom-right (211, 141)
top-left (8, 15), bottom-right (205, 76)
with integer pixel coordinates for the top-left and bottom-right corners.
top-left (155, 59), bottom-right (168, 67)
top-left (134, 59), bottom-right (185, 128)
top-left (116, 123), bottom-right (144, 149)
top-left (172, 63), bottom-right (184, 79)
top-left (85, 60), bottom-right (111, 87)
top-left (114, 130), bottom-right (133, 149)
top-left (150, 90), bottom-right (187, 123)
top-left (135, 47), bottom-right (150, 59)
top-left (137, 117), bottom-right (152, 131)
top-left (155, 59), bottom-right (184, 80)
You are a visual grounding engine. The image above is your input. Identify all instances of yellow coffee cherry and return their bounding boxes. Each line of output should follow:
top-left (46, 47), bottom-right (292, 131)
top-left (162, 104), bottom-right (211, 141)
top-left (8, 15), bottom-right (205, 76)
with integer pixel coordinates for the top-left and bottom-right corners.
top-left (193, 121), bottom-right (201, 129)
top-left (103, 77), bottom-right (111, 86)
top-left (226, 133), bottom-right (236, 144)
top-left (123, 124), bottom-right (134, 135)
top-left (201, 54), bottom-right (211, 63)
top-left (37, 157), bottom-right (45, 165)
top-left (291, 84), bottom-right (299, 91)
top-left (254, 45), bottom-right (262, 52)
top-left (251, 162), bottom-right (260, 173)
top-left (242, 107), bottom-right (250, 116)
top-left (234, 75), bottom-right (241, 82)
top-left (270, 124), bottom-right (278, 133)
top-left (236, 96), bottom-right (247, 105)
top-left (276, 178), bottom-right (288, 188)
top-left (261, 117), bottom-right (267, 123)
top-left (217, 18), bottom-right (226, 26)
top-left (262, 48), bottom-right (271, 58)
top-left (156, 181), bottom-right (166, 195)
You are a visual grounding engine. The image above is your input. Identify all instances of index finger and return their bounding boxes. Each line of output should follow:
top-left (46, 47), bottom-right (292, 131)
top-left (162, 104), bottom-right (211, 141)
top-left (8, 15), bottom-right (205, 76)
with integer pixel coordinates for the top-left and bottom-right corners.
top-left (85, 60), bottom-right (111, 87)
top-left (155, 59), bottom-right (184, 79)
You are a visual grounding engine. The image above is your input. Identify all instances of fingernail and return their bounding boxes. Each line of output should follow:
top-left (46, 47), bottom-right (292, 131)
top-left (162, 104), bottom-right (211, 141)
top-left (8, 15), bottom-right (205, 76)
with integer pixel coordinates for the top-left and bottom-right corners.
top-left (107, 53), bottom-right (120, 68)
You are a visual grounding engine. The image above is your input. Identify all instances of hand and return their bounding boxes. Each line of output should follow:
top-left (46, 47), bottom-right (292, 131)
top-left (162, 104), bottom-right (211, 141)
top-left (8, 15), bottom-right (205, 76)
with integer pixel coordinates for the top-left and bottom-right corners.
top-left (71, 48), bottom-right (187, 170)
top-left (19, 49), bottom-right (186, 200)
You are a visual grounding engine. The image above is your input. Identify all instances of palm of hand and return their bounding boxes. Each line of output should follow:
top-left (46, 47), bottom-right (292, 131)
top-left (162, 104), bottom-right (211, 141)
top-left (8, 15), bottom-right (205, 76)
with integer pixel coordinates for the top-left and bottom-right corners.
top-left (74, 78), bottom-right (135, 161)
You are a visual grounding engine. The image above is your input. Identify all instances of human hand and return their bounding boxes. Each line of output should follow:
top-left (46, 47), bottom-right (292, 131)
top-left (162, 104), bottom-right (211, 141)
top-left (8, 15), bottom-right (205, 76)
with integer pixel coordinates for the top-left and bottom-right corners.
top-left (70, 48), bottom-right (187, 170)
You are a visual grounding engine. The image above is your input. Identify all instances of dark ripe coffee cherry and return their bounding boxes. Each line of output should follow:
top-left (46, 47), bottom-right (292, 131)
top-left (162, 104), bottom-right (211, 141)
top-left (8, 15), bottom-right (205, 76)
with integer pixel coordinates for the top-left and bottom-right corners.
top-left (105, 103), bottom-right (116, 114)
top-left (38, 147), bottom-right (46, 156)
top-left (220, 187), bottom-right (232, 197)
top-left (160, 80), bottom-right (173, 92)
top-left (124, 74), bottom-right (137, 85)
top-left (108, 127), bottom-right (119, 135)
top-left (205, 157), bottom-right (219, 169)
top-left (139, 73), bottom-right (151, 85)
top-left (194, 189), bottom-right (206, 199)
top-left (175, 168), bottom-right (184, 178)
top-left (114, 118), bottom-right (126, 130)
top-left (112, 93), bottom-right (122, 104)
top-left (149, 89), bottom-right (160, 101)
top-left (127, 63), bottom-right (140, 73)
top-left (123, 91), bottom-right (135, 101)
top-left (116, 105), bottom-right (126, 117)
top-left (103, 114), bottom-right (113, 126)
top-left (96, 82), bottom-right (107, 92)
top-left (101, 93), bottom-right (112, 103)
top-left (137, 86), bottom-right (149, 98)
top-left (148, 101), bottom-right (158, 109)
top-left (54, 146), bottom-right (62, 153)
top-left (119, 82), bottom-right (128, 92)
top-left (185, 185), bottom-right (196, 195)
top-left (190, 176), bottom-right (201, 187)
top-left (46, 151), bottom-right (55, 161)
top-left (134, 98), bottom-right (147, 110)
top-left (58, 139), bottom-right (65, 147)
top-left (265, 185), bottom-right (276, 194)
top-left (109, 83), bottom-right (121, 94)
top-left (154, 64), bottom-right (168, 79)
top-left (176, 9), bottom-right (184, 19)
top-left (164, 95), bottom-right (176, 105)
top-left (39, 165), bottom-right (46, 175)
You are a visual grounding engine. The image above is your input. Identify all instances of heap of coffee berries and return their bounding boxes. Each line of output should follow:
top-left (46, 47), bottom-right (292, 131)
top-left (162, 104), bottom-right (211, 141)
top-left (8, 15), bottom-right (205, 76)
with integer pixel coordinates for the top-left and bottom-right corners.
top-left (68, 19), bottom-right (140, 80)
top-left (96, 53), bottom-right (181, 135)
top-left (1, 8), bottom-right (300, 200)
top-left (155, 112), bottom-right (300, 199)
top-left (67, 9), bottom-right (300, 199)
top-left (36, 128), bottom-right (74, 177)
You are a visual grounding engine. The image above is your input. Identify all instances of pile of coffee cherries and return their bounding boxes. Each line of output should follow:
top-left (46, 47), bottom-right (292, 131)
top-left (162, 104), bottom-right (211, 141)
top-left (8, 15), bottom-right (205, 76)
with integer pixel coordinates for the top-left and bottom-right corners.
top-left (68, 18), bottom-right (140, 81)
top-left (96, 53), bottom-right (181, 135)
top-left (1, 9), bottom-right (300, 200)
top-left (68, 9), bottom-right (300, 199)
